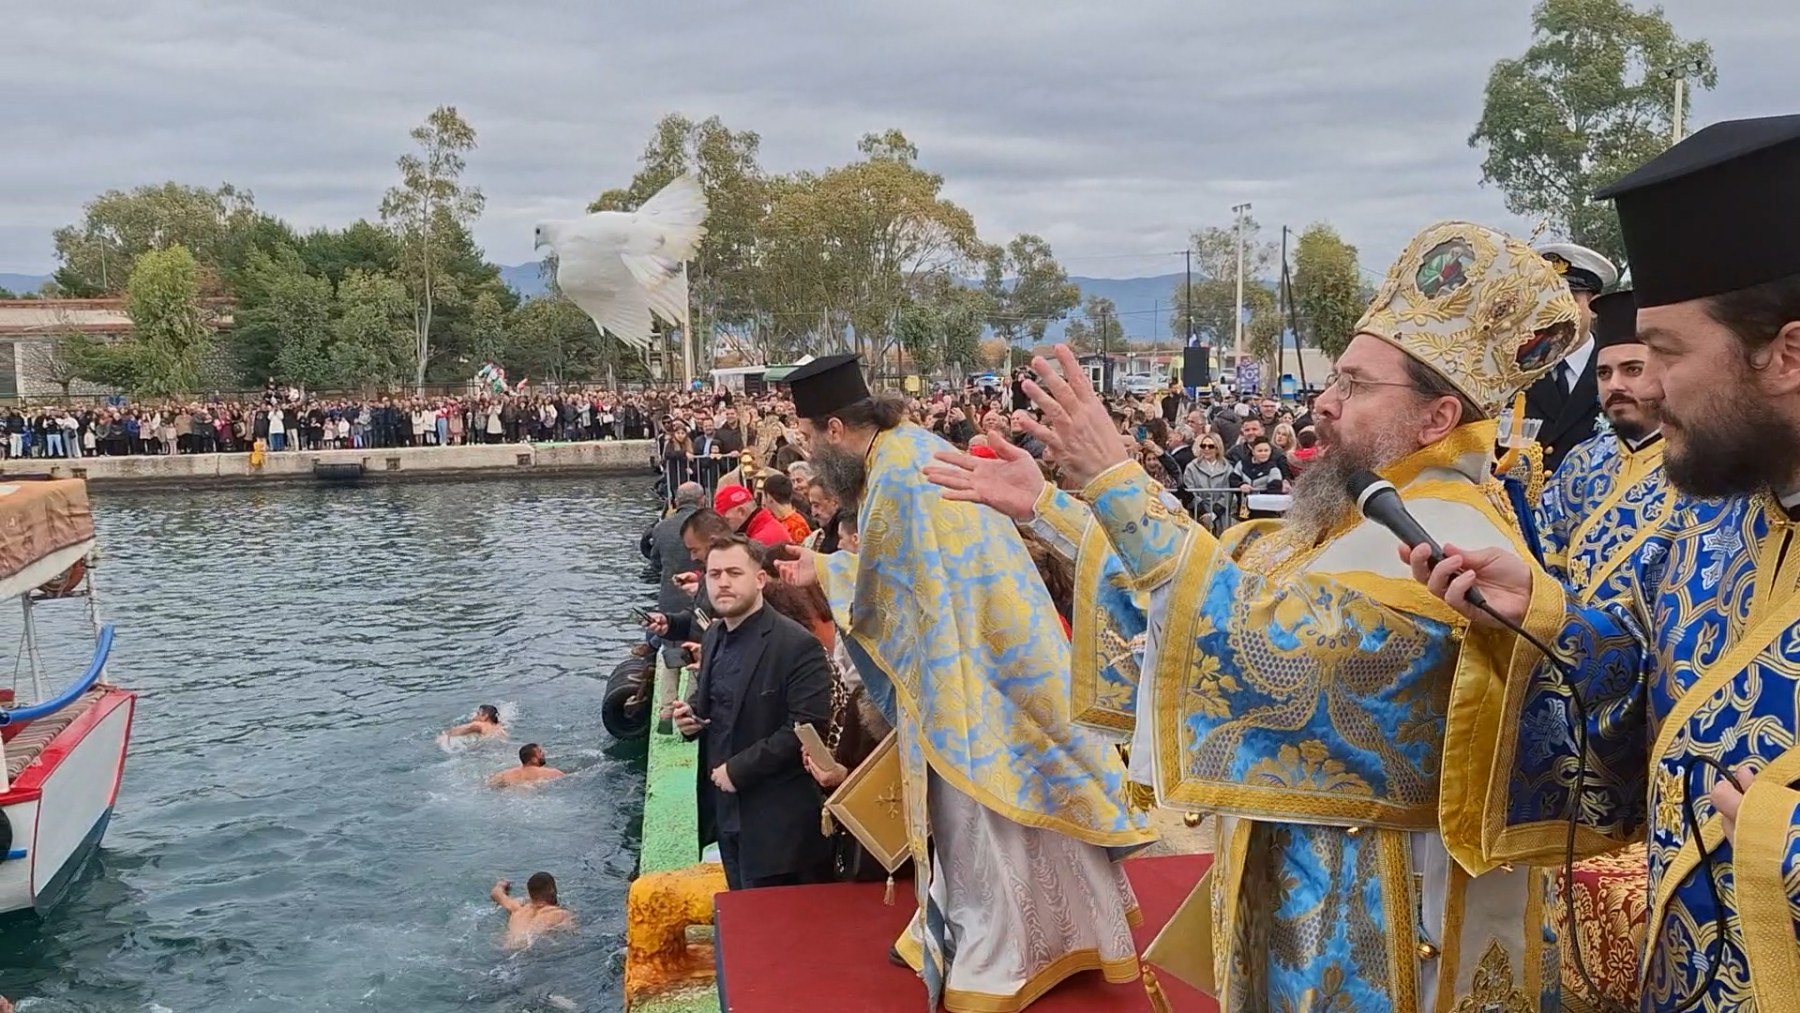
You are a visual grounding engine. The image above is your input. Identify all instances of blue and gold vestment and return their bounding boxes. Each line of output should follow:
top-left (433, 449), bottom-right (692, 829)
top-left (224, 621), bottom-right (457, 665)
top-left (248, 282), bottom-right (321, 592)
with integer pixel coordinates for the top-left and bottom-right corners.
top-left (1536, 428), bottom-right (1671, 593)
top-left (1042, 422), bottom-right (1566, 1011)
top-left (813, 423), bottom-right (1154, 1011)
top-left (1457, 488), bottom-right (1800, 1011)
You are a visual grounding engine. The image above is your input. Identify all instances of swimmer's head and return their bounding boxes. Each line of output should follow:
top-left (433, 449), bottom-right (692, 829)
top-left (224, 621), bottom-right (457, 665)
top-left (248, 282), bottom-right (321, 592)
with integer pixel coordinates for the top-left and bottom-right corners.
top-left (477, 705), bottom-right (500, 724)
top-left (520, 743), bottom-right (545, 767)
top-left (527, 871), bottom-right (557, 905)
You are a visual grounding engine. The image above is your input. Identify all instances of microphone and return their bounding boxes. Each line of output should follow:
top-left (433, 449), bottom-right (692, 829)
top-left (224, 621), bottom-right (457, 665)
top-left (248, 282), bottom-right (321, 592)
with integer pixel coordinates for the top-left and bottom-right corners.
top-left (1345, 470), bottom-right (1487, 607)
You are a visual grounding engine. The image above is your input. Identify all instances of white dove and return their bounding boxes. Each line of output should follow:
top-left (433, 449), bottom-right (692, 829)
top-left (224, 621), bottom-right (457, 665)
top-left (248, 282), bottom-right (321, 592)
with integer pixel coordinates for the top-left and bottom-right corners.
top-left (534, 174), bottom-right (708, 351)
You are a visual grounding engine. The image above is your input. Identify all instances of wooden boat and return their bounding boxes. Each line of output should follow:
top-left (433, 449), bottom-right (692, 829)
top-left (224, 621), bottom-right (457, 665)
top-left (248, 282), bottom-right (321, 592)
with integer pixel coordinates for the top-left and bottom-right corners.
top-left (0, 478), bottom-right (131, 916)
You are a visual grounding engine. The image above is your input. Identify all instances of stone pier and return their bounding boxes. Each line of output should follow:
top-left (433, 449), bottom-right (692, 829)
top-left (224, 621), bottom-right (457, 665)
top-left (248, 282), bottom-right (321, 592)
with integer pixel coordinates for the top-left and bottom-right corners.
top-left (0, 440), bottom-right (661, 489)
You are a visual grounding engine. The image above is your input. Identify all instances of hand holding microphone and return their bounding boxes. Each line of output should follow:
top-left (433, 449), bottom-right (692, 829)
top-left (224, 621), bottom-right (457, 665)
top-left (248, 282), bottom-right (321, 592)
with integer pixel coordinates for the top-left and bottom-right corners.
top-left (1346, 471), bottom-right (1533, 631)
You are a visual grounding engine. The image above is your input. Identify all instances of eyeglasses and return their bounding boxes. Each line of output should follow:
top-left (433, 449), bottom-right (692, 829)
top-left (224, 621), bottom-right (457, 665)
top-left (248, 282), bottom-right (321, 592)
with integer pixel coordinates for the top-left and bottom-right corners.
top-left (1322, 371), bottom-right (1415, 400)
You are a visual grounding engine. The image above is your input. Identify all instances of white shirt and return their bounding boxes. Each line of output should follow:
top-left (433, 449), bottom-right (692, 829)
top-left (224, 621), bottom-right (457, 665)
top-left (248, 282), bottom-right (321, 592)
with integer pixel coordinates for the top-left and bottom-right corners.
top-left (1558, 338), bottom-right (1594, 390)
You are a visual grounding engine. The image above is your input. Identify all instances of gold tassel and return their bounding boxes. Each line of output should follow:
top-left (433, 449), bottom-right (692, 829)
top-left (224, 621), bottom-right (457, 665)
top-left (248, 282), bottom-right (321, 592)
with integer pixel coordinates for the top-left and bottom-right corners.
top-left (1141, 966), bottom-right (1173, 1013)
top-left (821, 811), bottom-right (835, 836)
top-left (884, 874), bottom-right (896, 906)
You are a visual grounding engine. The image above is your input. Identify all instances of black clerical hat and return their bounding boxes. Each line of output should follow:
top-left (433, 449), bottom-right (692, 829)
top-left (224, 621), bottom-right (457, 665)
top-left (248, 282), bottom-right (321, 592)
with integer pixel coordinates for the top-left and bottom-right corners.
top-left (785, 353), bottom-right (870, 419)
top-left (1590, 290), bottom-right (1639, 349)
top-left (1594, 114), bottom-right (1800, 307)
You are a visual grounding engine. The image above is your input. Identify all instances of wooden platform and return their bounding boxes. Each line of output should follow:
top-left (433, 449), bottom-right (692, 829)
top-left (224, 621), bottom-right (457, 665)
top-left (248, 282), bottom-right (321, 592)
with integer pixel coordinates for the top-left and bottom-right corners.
top-left (714, 853), bottom-right (1218, 1012)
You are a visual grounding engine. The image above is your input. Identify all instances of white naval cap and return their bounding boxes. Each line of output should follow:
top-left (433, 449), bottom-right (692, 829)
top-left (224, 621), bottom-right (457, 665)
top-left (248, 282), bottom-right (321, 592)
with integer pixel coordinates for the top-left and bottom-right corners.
top-left (1534, 242), bottom-right (1619, 294)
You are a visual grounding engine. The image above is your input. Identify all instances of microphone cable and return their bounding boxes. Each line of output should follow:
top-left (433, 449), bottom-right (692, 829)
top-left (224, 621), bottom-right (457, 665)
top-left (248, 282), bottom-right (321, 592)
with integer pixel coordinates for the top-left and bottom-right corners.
top-left (1349, 469), bottom-right (1730, 1009)
top-left (1464, 593), bottom-right (1726, 1013)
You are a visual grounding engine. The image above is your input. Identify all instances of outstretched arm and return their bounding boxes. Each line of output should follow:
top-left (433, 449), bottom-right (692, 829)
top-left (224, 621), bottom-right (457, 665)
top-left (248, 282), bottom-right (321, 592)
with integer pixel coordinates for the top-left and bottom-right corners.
top-left (491, 880), bottom-right (522, 911)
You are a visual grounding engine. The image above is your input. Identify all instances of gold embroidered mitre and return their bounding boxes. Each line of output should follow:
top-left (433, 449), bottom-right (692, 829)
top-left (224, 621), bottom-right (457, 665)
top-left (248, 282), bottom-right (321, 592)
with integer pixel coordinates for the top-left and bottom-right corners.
top-left (1354, 221), bottom-right (1581, 416)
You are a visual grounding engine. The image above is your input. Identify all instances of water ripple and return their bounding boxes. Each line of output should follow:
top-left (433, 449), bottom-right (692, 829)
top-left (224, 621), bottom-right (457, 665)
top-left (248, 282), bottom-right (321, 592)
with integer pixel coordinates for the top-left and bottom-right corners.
top-left (0, 477), bottom-right (660, 1012)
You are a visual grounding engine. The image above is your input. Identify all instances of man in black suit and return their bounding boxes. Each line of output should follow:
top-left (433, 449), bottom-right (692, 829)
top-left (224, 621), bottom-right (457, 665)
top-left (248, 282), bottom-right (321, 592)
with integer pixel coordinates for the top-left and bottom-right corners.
top-left (1525, 242), bottom-right (1619, 473)
top-left (666, 535), bottom-right (832, 890)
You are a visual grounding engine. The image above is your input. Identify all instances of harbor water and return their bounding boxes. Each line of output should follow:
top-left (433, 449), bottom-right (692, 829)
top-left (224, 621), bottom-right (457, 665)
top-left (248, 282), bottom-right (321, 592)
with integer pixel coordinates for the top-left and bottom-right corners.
top-left (0, 477), bottom-right (663, 1012)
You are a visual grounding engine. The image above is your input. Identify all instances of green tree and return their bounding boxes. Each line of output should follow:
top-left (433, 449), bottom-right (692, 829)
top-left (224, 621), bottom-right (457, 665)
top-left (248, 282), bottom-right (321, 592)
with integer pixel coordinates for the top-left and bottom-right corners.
top-left (1290, 223), bottom-right (1365, 361)
top-left (981, 234), bottom-right (1081, 345)
top-left (51, 182), bottom-right (260, 296)
top-left (895, 302), bottom-right (944, 376)
top-left (231, 247), bottom-right (336, 384)
top-left (331, 269), bottom-right (416, 388)
top-left (298, 221), bottom-right (400, 286)
top-left (1169, 216), bottom-right (1281, 360)
top-left (1470, 0), bottom-right (1716, 266)
top-left (119, 245), bottom-right (215, 396)
top-left (589, 114), bottom-right (766, 360)
top-left (814, 132), bottom-right (983, 368)
top-left (502, 296), bottom-right (604, 384)
top-left (0, 286), bottom-right (14, 299)
top-left (380, 105), bottom-right (486, 389)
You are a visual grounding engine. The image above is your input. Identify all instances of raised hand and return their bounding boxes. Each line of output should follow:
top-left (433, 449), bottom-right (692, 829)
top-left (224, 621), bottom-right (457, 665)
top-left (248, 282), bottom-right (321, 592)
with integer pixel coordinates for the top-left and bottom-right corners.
top-left (1015, 346), bottom-right (1130, 489)
top-left (776, 549), bottom-right (819, 588)
top-left (924, 436), bottom-right (1046, 522)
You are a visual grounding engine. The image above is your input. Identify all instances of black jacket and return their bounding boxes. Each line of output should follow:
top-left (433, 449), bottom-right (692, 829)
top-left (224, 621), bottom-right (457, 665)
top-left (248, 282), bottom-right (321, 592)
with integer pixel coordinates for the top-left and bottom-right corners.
top-left (1523, 354), bottom-right (1598, 476)
top-left (683, 604), bottom-right (832, 881)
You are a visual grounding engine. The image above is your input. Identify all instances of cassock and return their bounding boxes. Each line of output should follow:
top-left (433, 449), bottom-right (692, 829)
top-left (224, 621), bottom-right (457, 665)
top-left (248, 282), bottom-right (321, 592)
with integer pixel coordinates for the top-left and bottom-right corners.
top-left (1037, 222), bottom-right (1585, 1010)
top-left (1453, 114), bottom-right (1800, 1012)
top-left (1536, 428), bottom-right (1670, 591)
top-left (791, 355), bottom-right (1154, 1013)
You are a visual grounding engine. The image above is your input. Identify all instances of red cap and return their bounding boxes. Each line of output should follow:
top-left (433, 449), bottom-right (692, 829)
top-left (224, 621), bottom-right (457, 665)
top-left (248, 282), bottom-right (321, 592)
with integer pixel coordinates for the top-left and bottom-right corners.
top-left (969, 445), bottom-right (999, 459)
top-left (714, 485), bottom-right (755, 512)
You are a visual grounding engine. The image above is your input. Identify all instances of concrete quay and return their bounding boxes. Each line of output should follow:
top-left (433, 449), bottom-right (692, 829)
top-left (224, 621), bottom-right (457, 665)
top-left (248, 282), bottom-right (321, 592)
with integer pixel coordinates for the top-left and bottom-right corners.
top-left (0, 440), bottom-right (662, 489)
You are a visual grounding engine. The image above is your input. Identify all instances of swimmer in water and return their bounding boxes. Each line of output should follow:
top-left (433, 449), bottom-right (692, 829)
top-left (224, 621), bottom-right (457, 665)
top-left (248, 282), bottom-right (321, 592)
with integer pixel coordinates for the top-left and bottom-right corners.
top-left (490, 872), bottom-right (574, 949)
top-left (442, 704), bottom-right (506, 741)
top-left (487, 743), bottom-right (566, 788)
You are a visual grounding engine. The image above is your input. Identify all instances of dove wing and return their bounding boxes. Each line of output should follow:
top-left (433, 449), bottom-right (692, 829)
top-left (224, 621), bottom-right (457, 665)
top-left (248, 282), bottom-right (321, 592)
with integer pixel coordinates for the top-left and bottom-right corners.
top-left (553, 229), bottom-right (656, 350)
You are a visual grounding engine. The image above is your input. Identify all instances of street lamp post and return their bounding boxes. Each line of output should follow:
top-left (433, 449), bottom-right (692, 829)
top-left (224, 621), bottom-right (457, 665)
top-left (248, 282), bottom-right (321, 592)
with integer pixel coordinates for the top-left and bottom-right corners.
top-left (1231, 202), bottom-right (1252, 374)
top-left (1661, 59), bottom-right (1707, 144)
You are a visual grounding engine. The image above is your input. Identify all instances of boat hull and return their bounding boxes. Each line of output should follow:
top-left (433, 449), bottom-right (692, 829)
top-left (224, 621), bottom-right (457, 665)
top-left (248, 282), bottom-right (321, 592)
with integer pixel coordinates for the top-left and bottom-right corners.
top-left (0, 687), bottom-right (134, 915)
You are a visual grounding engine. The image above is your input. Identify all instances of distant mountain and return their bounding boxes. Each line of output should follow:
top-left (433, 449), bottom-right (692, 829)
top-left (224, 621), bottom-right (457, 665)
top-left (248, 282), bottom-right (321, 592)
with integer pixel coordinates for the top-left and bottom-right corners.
top-left (1056, 274), bottom-right (1185, 342)
top-left (499, 262), bottom-right (549, 299)
top-left (0, 273), bottom-right (51, 296)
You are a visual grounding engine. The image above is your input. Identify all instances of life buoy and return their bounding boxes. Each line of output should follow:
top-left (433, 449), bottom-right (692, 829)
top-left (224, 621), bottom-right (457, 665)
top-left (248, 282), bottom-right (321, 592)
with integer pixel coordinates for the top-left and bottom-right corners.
top-left (37, 557), bottom-right (87, 598)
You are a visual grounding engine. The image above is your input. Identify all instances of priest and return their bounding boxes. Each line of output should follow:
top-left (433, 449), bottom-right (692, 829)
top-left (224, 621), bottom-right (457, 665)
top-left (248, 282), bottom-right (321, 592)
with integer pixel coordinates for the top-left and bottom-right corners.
top-left (773, 353), bottom-right (1154, 1013)
top-left (1410, 114), bottom-right (1800, 1012)
top-left (929, 221), bottom-right (1583, 1010)
top-left (1535, 288), bottom-right (1677, 594)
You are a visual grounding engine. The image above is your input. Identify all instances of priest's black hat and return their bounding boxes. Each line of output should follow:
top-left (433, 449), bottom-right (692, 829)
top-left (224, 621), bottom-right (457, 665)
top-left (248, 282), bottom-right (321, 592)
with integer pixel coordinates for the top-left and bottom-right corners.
top-left (1590, 290), bottom-right (1639, 349)
top-left (1593, 114), bottom-right (1800, 307)
top-left (785, 353), bottom-right (869, 419)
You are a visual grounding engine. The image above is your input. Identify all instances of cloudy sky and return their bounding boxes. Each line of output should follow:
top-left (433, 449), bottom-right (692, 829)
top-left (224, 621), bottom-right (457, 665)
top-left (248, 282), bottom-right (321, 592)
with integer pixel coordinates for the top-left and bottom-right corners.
top-left (5, 1), bottom-right (1793, 281)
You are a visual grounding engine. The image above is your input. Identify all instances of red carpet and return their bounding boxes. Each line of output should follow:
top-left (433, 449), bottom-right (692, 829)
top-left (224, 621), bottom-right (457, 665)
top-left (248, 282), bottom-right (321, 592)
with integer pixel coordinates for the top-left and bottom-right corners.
top-left (714, 853), bottom-right (1218, 1012)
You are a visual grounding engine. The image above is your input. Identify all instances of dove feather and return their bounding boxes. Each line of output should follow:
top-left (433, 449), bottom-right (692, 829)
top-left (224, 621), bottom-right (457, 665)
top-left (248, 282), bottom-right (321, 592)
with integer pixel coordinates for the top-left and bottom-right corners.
top-left (539, 173), bottom-right (708, 351)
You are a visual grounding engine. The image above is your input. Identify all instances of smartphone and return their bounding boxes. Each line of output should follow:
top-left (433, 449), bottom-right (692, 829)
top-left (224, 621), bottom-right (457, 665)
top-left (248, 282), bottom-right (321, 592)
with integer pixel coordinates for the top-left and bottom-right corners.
top-left (1135, 425), bottom-right (1147, 441)
top-left (630, 606), bottom-right (652, 625)
top-left (794, 722), bottom-right (835, 770)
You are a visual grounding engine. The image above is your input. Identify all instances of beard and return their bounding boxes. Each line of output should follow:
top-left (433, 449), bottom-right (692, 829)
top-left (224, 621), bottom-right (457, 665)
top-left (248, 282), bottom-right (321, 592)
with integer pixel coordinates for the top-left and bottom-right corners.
top-left (810, 440), bottom-right (869, 507)
top-left (1283, 415), bottom-right (1422, 545)
top-left (1663, 379), bottom-right (1800, 498)
top-left (1605, 398), bottom-right (1652, 442)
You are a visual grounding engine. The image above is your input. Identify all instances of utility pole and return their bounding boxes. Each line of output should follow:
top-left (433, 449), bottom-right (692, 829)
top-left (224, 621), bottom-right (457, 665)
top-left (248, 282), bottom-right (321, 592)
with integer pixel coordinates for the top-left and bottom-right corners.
top-left (1231, 202), bottom-right (1252, 372)
top-left (1184, 247), bottom-right (1193, 347)
top-left (1276, 226), bottom-right (1289, 381)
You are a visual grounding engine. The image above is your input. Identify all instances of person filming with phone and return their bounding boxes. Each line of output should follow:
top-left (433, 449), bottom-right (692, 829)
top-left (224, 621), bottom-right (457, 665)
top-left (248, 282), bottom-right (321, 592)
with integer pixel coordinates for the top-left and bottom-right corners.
top-left (662, 534), bottom-right (833, 890)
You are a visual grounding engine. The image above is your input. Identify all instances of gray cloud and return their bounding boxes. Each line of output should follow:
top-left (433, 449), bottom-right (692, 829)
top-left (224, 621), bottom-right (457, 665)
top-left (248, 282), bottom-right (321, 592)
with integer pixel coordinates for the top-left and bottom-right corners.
top-left (4, 0), bottom-right (1792, 281)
